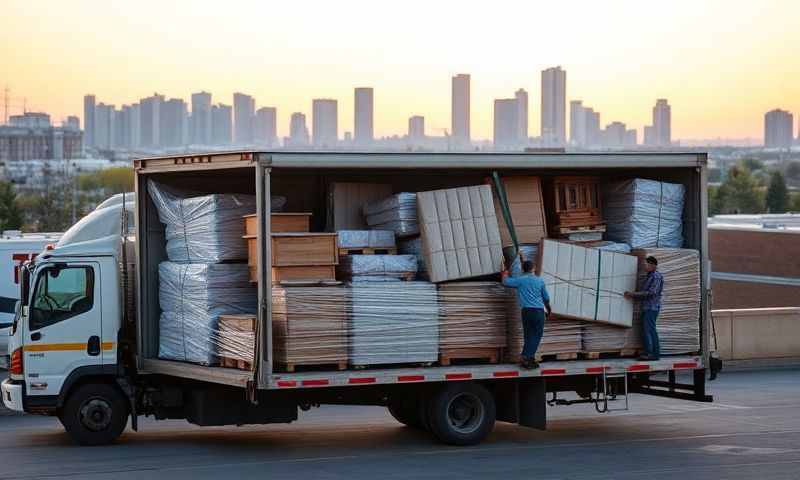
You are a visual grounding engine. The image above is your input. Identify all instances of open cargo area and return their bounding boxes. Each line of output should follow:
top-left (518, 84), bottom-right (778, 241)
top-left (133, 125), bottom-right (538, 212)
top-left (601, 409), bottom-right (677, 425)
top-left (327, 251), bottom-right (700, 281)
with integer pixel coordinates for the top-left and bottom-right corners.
top-left (133, 152), bottom-right (709, 390)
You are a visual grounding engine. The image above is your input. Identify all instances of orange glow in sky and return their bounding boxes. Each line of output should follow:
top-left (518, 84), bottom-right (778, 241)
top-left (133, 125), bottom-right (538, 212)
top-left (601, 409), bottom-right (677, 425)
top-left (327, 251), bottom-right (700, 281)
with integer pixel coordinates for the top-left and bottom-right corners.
top-left (2, 0), bottom-right (799, 140)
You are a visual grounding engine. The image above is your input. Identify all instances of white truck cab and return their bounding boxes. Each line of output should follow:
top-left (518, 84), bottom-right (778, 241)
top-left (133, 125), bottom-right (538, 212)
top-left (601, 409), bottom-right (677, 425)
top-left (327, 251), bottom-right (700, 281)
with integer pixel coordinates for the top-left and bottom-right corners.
top-left (3, 195), bottom-right (134, 443)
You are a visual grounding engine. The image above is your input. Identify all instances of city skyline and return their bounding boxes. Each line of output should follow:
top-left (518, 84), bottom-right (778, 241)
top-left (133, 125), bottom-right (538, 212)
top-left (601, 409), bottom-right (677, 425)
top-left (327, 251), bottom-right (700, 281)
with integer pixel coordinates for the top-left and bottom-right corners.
top-left (2, 1), bottom-right (798, 141)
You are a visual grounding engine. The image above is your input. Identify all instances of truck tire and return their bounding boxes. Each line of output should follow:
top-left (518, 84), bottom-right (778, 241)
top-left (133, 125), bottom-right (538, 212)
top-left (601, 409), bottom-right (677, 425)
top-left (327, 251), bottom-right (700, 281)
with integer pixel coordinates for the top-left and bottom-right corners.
top-left (59, 383), bottom-right (129, 446)
top-left (387, 403), bottom-right (423, 429)
top-left (427, 383), bottom-right (495, 446)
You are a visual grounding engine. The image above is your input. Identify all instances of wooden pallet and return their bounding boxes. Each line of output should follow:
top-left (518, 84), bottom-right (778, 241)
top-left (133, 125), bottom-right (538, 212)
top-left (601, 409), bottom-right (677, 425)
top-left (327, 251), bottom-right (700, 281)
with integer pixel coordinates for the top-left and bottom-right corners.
top-left (580, 349), bottom-right (639, 360)
top-left (556, 223), bottom-right (607, 234)
top-left (220, 356), bottom-right (253, 371)
top-left (338, 247), bottom-right (398, 256)
top-left (350, 361), bottom-right (436, 370)
top-left (279, 361), bottom-right (348, 373)
top-left (439, 347), bottom-right (502, 366)
top-left (535, 351), bottom-right (579, 362)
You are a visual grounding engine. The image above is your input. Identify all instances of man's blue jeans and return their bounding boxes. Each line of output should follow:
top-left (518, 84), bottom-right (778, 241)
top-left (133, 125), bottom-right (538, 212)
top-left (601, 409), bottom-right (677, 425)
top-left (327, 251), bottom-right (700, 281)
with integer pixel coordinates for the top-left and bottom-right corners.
top-left (520, 308), bottom-right (545, 359)
top-left (641, 309), bottom-right (661, 359)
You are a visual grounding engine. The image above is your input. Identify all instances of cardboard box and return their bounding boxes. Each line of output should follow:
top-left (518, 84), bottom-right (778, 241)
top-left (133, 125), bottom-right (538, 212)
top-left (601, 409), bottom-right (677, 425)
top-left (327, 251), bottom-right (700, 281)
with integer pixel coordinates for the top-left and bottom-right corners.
top-left (539, 239), bottom-right (637, 327)
top-left (418, 185), bottom-right (504, 283)
top-left (271, 233), bottom-right (338, 267)
top-left (327, 182), bottom-right (392, 231)
top-left (491, 176), bottom-right (548, 246)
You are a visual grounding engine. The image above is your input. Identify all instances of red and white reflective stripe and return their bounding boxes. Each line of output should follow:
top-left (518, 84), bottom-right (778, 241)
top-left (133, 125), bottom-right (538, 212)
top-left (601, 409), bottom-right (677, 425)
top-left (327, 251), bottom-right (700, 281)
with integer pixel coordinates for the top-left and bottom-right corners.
top-left (493, 370), bottom-right (519, 378)
top-left (398, 375), bottom-right (425, 382)
top-left (301, 379), bottom-right (329, 387)
top-left (585, 366), bottom-right (607, 374)
top-left (445, 373), bottom-right (472, 381)
top-left (627, 364), bottom-right (650, 372)
top-left (541, 368), bottom-right (566, 376)
top-left (672, 362), bottom-right (698, 369)
top-left (277, 380), bottom-right (297, 388)
top-left (348, 377), bottom-right (377, 384)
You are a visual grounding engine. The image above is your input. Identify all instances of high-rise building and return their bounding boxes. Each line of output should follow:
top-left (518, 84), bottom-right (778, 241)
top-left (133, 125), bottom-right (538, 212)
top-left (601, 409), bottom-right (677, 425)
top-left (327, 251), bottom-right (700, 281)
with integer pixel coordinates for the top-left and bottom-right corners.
top-left (289, 112), bottom-right (310, 147)
top-left (515, 89), bottom-right (528, 143)
top-left (191, 91), bottom-right (212, 145)
top-left (652, 99), bottom-right (671, 147)
top-left (255, 107), bottom-right (278, 147)
top-left (541, 66), bottom-right (566, 146)
top-left (643, 125), bottom-right (655, 146)
top-left (211, 103), bottom-right (232, 145)
top-left (160, 98), bottom-right (188, 147)
top-left (764, 109), bottom-right (794, 148)
top-left (603, 121), bottom-right (627, 147)
top-left (312, 99), bottom-right (338, 148)
top-left (83, 95), bottom-right (96, 148)
top-left (233, 92), bottom-right (255, 145)
top-left (354, 87), bottom-right (374, 146)
top-left (139, 93), bottom-right (164, 148)
top-left (408, 115), bottom-right (425, 144)
top-left (451, 74), bottom-right (471, 148)
top-left (117, 104), bottom-right (140, 149)
top-left (63, 116), bottom-right (80, 131)
top-left (624, 129), bottom-right (637, 147)
top-left (493, 98), bottom-right (520, 150)
top-left (569, 100), bottom-right (586, 146)
top-left (585, 108), bottom-right (601, 147)
top-left (94, 103), bottom-right (115, 150)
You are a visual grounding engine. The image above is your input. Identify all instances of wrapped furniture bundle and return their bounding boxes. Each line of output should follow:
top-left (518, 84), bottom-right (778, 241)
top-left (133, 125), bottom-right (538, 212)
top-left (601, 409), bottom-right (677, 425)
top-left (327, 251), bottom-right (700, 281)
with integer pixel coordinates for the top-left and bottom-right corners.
top-left (363, 192), bottom-right (419, 237)
top-left (603, 178), bottom-right (685, 249)
top-left (148, 180), bottom-right (256, 263)
top-left (349, 282), bottom-right (439, 366)
top-left (158, 262), bottom-right (257, 364)
top-left (337, 254), bottom-right (418, 282)
top-left (337, 230), bottom-right (396, 250)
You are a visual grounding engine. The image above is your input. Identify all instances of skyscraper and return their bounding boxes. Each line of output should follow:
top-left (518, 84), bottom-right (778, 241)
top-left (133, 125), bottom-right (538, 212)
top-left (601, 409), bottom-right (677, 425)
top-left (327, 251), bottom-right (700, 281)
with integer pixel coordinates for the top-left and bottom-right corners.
top-left (408, 115), bottom-right (425, 144)
top-left (764, 109), bottom-right (794, 148)
top-left (312, 99), bottom-right (338, 148)
top-left (586, 108), bottom-right (600, 147)
top-left (515, 89), bottom-right (528, 142)
top-left (233, 92), bottom-right (255, 145)
top-left (160, 98), bottom-right (188, 147)
top-left (211, 103), bottom-right (232, 145)
top-left (255, 107), bottom-right (278, 146)
top-left (289, 112), bottom-right (310, 147)
top-left (624, 129), bottom-right (637, 147)
top-left (653, 99), bottom-right (671, 147)
top-left (354, 87), bottom-right (374, 146)
top-left (603, 121), bottom-right (627, 147)
top-left (451, 74), bottom-right (470, 148)
top-left (541, 66), bottom-right (566, 146)
top-left (569, 100), bottom-right (586, 146)
top-left (493, 98), bottom-right (520, 150)
top-left (191, 91), bottom-right (212, 145)
top-left (94, 102), bottom-right (115, 149)
top-left (83, 94), bottom-right (96, 148)
top-left (139, 93), bottom-right (164, 148)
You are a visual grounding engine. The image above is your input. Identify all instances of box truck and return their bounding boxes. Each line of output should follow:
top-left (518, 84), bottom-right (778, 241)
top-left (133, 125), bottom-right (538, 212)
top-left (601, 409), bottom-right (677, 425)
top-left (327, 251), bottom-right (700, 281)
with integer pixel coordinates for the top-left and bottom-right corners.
top-left (2, 151), bottom-right (714, 446)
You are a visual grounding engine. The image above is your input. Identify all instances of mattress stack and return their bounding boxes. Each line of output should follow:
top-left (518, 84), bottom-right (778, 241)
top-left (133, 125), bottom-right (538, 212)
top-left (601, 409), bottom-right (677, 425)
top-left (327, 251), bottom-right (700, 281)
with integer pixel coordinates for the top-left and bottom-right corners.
top-left (337, 254), bottom-right (418, 282)
top-left (603, 178), bottom-right (685, 249)
top-left (363, 192), bottom-right (419, 237)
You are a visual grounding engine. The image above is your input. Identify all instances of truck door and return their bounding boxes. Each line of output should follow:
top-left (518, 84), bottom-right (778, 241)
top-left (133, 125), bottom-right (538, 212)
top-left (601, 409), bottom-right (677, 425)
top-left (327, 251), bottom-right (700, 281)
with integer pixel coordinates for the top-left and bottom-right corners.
top-left (23, 262), bottom-right (102, 398)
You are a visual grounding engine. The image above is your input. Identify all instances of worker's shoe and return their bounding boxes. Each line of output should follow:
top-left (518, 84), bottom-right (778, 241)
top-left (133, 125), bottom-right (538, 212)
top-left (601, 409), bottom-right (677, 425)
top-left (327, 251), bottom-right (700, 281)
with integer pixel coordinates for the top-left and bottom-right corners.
top-left (520, 359), bottom-right (540, 370)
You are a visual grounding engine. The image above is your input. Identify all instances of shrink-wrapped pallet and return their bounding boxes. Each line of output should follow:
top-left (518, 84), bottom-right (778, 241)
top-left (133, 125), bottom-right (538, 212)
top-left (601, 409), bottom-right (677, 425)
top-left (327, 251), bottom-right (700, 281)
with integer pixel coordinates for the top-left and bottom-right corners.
top-left (158, 262), bottom-right (257, 364)
top-left (418, 185), bottom-right (504, 283)
top-left (337, 254), bottom-right (418, 282)
top-left (363, 192), bottom-right (419, 237)
top-left (603, 178), bottom-right (685, 249)
top-left (337, 230), bottom-right (396, 249)
top-left (437, 282), bottom-right (509, 361)
top-left (148, 180), bottom-right (256, 263)
top-left (398, 236), bottom-right (428, 280)
top-left (506, 299), bottom-right (585, 360)
top-left (349, 282), bottom-right (438, 366)
top-left (631, 248), bottom-right (701, 354)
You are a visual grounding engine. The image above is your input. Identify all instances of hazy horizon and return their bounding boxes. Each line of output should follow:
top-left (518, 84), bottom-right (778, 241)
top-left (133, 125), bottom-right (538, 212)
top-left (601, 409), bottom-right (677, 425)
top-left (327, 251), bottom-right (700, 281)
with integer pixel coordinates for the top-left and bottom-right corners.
top-left (2, 0), bottom-right (799, 140)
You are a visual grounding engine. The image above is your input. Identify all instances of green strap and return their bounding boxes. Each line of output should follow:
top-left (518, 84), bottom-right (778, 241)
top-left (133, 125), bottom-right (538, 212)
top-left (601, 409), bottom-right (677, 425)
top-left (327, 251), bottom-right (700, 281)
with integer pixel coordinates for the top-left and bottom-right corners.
top-left (490, 171), bottom-right (519, 256)
top-left (593, 251), bottom-right (602, 321)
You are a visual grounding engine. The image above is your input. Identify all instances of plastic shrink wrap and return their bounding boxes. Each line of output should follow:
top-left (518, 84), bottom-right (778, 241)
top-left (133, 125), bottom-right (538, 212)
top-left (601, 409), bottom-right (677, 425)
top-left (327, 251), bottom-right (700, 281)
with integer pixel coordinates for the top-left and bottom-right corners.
top-left (437, 283), bottom-right (509, 361)
top-left (148, 180), bottom-right (256, 263)
top-left (337, 230), bottom-right (396, 249)
top-left (603, 178), bottom-right (685, 249)
top-left (158, 262), bottom-right (257, 364)
top-left (337, 254), bottom-right (418, 282)
top-left (398, 236), bottom-right (428, 280)
top-left (363, 192), bottom-right (419, 237)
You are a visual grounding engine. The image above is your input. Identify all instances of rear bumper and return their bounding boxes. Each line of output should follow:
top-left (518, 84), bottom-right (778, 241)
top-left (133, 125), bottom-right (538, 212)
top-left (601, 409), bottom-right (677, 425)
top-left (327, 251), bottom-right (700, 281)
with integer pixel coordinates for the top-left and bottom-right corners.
top-left (2, 378), bottom-right (24, 412)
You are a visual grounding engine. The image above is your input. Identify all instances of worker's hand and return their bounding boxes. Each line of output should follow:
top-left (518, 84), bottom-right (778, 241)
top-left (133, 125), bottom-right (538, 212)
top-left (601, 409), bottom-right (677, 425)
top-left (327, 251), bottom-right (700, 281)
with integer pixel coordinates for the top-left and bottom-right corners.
top-left (518, 250), bottom-right (524, 261)
top-left (623, 291), bottom-right (633, 299)
top-left (500, 259), bottom-right (507, 272)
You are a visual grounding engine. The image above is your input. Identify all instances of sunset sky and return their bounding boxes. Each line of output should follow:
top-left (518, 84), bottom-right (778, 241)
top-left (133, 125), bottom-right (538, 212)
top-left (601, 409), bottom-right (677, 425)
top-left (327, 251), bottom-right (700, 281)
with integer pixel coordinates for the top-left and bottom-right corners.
top-left (2, 0), bottom-right (799, 141)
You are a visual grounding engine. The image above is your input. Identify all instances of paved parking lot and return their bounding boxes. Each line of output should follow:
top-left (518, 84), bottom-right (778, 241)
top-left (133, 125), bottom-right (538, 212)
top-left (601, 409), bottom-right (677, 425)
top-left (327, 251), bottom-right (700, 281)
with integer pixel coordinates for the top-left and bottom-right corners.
top-left (0, 369), bottom-right (798, 479)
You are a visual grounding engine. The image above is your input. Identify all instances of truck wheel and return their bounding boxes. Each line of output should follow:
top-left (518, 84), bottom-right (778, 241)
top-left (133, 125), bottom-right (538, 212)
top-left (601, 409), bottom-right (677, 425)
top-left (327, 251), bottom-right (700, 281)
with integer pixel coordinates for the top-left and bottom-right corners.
top-left (427, 383), bottom-right (495, 446)
top-left (60, 383), bottom-right (129, 446)
top-left (387, 403), bottom-right (422, 429)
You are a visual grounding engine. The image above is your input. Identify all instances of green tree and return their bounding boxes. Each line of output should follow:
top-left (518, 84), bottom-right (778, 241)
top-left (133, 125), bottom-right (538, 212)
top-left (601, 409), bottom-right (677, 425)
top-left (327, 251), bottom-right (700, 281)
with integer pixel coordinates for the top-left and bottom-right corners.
top-left (77, 167), bottom-right (134, 208)
top-left (0, 181), bottom-right (23, 231)
top-left (791, 193), bottom-right (800, 212)
top-left (786, 161), bottom-right (800, 183)
top-left (739, 158), bottom-right (764, 173)
top-left (716, 165), bottom-right (764, 214)
top-left (708, 185), bottom-right (722, 216)
top-left (765, 171), bottom-right (790, 213)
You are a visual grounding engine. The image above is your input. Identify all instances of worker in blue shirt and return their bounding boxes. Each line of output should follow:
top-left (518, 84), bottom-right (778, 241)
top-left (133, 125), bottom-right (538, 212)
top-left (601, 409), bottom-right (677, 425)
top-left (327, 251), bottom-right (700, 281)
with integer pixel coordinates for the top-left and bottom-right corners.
top-left (501, 257), bottom-right (551, 369)
top-left (624, 256), bottom-right (664, 361)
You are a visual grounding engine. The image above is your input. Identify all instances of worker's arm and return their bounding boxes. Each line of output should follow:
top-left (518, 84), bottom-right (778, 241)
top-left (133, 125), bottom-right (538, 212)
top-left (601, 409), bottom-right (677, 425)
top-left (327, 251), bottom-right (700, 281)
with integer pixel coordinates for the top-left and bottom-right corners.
top-left (624, 274), bottom-right (660, 299)
top-left (541, 282), bottom-right (552, 316)
top-left (502, 271), bottom-right (520, 288)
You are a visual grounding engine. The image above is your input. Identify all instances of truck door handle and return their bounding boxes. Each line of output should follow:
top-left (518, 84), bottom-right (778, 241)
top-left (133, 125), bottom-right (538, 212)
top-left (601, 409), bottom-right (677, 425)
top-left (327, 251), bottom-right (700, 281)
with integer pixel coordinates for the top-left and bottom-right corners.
top-left (87, 336), bottom-right (101, 356)
top-left (30, 332), bottom-right (41, 341)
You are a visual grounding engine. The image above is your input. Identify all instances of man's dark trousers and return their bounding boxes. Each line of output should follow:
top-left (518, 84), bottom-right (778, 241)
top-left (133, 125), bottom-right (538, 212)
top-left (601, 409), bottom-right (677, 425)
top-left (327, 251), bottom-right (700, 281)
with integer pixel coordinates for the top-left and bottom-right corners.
top-left (641, 309), bottom-right (661, 359)
top-left (521, 307), bottom-right (545, 359)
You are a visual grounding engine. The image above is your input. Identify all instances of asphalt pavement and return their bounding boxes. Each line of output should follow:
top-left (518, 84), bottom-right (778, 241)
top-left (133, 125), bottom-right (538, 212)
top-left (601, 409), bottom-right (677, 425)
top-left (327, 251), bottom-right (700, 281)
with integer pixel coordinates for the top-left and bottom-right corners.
top-left (0, 369), bottom-right (798, 479)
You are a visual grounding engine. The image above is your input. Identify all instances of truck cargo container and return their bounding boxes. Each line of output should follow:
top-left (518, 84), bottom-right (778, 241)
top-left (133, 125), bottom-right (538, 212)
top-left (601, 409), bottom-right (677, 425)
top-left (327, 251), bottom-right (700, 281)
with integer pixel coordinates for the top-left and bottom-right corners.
top-left (2, 151), bottom-right (714, 446)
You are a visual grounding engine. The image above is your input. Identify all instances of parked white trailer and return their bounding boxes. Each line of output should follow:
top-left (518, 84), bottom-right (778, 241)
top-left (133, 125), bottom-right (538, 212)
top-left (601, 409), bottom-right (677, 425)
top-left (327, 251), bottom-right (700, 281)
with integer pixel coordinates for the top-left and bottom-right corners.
top-left (3, 152), bottom-right (715, 446)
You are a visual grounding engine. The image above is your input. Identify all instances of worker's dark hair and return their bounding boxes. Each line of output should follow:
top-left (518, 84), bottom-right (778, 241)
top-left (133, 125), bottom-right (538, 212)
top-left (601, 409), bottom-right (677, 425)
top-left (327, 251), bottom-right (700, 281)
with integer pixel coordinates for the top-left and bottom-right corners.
top-left (646, 256), bottom-right (658, 266)
top-left (522, 260), bottom-right (534, 273)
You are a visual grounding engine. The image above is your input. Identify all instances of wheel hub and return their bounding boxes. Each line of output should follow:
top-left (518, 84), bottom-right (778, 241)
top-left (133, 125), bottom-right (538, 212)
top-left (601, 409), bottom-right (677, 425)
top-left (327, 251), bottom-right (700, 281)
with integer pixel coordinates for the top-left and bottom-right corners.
top-left (446, 393), bottom-right (484, 434)
top-left (79, 398), bottom-right (113, 432)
